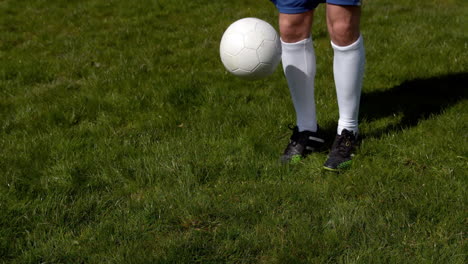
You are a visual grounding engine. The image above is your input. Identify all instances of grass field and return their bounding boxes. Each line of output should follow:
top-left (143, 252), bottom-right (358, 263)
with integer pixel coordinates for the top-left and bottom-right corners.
top-left (1, 0), bottom-right (467, 263)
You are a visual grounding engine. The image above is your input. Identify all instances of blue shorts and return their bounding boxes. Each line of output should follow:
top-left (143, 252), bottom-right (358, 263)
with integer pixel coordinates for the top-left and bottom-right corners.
top-left (271, 0), bottom-right (361, 14)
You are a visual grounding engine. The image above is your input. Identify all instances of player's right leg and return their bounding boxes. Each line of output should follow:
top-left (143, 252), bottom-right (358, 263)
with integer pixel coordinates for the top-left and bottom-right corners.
top-left (270, 0), bottom-right (325, 163)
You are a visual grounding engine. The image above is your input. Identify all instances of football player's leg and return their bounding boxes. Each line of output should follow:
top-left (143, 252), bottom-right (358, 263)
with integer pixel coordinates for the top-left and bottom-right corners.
top-left (326, 3), bottom-right (365, 135)
top-left (270, 0), bottom-right (326, 162)
top-left (279, 10), bottom-right (318, 132)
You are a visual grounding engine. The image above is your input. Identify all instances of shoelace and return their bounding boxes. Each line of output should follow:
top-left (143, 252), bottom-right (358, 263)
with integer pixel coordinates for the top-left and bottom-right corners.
top-left (288, 125), bottom-right (301, 144)
top-left (333, 132), bottom-right (354, 156)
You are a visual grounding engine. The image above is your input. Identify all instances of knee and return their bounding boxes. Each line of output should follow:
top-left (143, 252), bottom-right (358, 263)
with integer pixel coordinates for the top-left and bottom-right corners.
top-left (279, 12), bottom-right (313, 43)
top-left (280, 21), bottom-right (308, 42)
top-left (328, 21), bottom-right (360, 46)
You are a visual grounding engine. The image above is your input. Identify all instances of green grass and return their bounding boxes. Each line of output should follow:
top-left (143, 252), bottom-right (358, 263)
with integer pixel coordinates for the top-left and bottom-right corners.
top-left (1, 0), bottom-right (467, 263)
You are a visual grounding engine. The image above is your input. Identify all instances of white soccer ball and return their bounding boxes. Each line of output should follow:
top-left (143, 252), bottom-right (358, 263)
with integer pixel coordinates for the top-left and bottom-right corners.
top-left (220, 17), bottom-right (281, 80)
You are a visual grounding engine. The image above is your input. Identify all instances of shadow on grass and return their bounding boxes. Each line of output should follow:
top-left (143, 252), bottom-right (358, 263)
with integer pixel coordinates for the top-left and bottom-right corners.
top-left (359, 72), bottom-right (468, 138)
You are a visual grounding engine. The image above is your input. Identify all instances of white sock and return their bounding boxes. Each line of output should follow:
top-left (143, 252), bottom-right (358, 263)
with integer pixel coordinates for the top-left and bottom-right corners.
top-left (332, 35), bottom-right (365, 135)
top-left (281, 37), bottom-right (317, 132)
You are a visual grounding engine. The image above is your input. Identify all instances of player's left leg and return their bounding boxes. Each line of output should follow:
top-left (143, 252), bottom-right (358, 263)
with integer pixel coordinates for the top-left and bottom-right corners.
top-left (324, 2), bottom-right (365, 171)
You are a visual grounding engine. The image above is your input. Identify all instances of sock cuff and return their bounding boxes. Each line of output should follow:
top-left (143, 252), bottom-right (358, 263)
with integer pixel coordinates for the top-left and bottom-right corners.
top-left (331, 35), bottom-right (363, 52)
top-left (281, 37), bottom-right (312, 49)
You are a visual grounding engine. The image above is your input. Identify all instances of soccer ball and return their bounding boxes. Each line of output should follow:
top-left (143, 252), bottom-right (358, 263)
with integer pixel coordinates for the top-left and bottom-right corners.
top-left (220, 17), bottom-right (281, 80)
